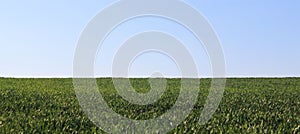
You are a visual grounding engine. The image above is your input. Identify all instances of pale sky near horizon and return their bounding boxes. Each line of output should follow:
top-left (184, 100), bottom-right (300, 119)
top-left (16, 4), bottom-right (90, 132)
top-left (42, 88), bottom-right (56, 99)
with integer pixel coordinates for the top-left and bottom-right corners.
top-left (0, 0), bottom-right (299, 78)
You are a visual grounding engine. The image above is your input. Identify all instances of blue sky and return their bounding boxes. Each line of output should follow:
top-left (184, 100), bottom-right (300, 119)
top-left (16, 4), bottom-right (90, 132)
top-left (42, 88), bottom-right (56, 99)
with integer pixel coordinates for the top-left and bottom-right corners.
top-left (0, 0), bottom-right (299, 78)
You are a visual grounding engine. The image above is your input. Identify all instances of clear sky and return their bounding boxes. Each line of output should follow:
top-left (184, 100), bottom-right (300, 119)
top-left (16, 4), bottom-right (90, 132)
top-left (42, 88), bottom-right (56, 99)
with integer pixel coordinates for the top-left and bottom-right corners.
top-left (0, 0), bottom-right (299, 78)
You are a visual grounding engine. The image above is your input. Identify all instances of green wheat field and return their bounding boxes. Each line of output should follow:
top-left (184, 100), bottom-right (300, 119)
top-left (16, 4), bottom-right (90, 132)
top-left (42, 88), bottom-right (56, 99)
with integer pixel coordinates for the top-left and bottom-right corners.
top-left (0, 78), bottom-right (299, 133)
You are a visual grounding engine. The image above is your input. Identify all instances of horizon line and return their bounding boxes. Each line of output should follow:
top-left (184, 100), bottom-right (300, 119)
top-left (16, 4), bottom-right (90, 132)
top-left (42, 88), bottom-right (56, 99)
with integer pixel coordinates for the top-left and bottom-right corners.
top-left (1, 76), bottom-right (300, 79)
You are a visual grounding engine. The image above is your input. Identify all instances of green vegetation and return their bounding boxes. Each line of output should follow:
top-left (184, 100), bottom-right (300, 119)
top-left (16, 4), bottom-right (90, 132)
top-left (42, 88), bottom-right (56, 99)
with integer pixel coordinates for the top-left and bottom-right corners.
top-left (0, 78), bottom-right (299, 133)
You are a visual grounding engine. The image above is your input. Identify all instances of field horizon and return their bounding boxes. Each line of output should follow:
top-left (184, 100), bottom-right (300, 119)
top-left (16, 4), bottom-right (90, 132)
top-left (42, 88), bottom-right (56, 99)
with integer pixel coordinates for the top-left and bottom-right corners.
top-left (0, 77), bottom-right (299, 133)
top-left (1, 76), bottom-right (300, 79)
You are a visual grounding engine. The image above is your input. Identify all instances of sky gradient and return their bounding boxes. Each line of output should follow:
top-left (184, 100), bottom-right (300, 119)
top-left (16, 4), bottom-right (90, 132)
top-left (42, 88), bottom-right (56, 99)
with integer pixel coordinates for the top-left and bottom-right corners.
top-left (0, 0), bottom-right (299, 78)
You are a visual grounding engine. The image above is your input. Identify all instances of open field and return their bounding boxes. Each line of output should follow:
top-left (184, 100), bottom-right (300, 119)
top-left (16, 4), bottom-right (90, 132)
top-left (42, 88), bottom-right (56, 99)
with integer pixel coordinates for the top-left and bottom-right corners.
top-left (0, 78), bottom-right (299, 133)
